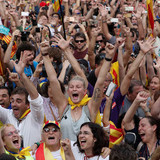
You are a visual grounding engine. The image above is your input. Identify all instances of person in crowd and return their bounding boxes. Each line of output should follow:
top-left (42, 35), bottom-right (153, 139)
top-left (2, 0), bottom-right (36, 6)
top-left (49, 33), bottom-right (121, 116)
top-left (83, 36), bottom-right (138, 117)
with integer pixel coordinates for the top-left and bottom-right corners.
top-left (0, 52), bottom-right (44, 147)
top-left (109, 142), bottom-right (137, 160)
top-left (0, 124), bottom-right (33, 160)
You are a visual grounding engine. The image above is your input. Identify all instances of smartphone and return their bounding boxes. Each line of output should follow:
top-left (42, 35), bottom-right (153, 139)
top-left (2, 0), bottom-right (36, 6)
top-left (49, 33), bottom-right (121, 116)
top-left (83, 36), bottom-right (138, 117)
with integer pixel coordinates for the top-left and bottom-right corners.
top-left (105, 82), bottom-right (117, 97)
top-left (106, 7), bottom-right (110, 11)
top-left (21, 12), bottom-right (29, 17)
top-left (111, 18), bottom-right (119, 23)
top-left (125, 7), bottom-right (134, 12)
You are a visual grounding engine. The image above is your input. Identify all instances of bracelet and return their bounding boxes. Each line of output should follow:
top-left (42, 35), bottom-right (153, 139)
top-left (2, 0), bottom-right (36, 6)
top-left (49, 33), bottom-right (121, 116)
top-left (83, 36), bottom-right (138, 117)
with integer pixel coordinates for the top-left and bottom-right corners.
top-left (41, 53), bottom-right (48, 56)
top-left (105, 57), bottom-right (112, 61)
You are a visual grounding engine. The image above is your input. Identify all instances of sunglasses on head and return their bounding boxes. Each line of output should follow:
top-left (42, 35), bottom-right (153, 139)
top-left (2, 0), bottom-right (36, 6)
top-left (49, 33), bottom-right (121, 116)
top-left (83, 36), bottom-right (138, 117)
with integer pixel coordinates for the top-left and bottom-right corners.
top-left (96, 40), bottom-right (103, 43)
top-left (43, 127), bottom-right (59, 133)
top-left (75, 40), bottom-right (85, 43)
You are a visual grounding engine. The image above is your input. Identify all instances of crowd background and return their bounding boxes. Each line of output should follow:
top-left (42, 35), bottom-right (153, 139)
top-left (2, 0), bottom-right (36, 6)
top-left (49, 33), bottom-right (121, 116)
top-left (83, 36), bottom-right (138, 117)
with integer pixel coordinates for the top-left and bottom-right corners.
top-left (0, 0), bottom-right (160, 159)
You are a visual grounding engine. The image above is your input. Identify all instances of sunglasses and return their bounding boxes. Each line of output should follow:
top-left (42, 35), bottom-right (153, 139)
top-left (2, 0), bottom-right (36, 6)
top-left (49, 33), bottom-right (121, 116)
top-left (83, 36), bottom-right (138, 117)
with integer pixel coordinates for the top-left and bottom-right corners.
top-left (43, 127), bottom-right (59, 133)
top-left (96, 40), bottom-right (103, 43)
top-left (75, 40), bottom-right (85, 43)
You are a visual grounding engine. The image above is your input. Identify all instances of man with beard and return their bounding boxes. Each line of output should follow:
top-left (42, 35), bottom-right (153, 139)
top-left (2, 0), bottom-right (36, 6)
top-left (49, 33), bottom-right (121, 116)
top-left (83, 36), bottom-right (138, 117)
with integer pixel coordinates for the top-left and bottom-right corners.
top-left (73, 32), bottom-right (88, 60)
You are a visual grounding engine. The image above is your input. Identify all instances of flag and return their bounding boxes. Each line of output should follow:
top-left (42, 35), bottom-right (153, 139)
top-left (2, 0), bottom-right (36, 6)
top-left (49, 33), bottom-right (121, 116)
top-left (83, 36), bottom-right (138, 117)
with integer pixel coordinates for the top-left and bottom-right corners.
top-left (146, 0), bottom-right (154, 32)
top-left (52, 0), bottom-right (62, 13)
top-left (110, 61), bottom-right (120, 89)
top-left (109, 121), bottom-right (124, 148)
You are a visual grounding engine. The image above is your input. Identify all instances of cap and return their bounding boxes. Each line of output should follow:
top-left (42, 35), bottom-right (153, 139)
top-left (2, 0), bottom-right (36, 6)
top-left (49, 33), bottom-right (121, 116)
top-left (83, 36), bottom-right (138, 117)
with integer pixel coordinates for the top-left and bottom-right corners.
top-left (43, 120), bottom-right (60, 129)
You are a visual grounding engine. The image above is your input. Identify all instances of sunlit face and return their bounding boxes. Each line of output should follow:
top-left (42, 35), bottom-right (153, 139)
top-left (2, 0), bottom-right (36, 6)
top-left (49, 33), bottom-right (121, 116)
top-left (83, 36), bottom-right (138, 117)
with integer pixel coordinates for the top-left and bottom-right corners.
top-left (38, 15), bottom-right (48, 25)
top-left (42, 124), bottom-right (61, 148)
top-left (138, 118), bottom-right (157, 143)
top-left (74, 37), bottom-right (86, 51)
top-left (68, 80), bottom-right (87, 104)
top-left (116, 14), bottom-right (122, 22)
top-left (0, 89), bottom-right (10, 108)
top-left (11, 94), bottom-right (29, 119)
top-left (78, 125), bottom-right (96, 153)
top-left (2, 126), bottom-right (21, 153)
top-left (150, 77), bottom-right (160, 95)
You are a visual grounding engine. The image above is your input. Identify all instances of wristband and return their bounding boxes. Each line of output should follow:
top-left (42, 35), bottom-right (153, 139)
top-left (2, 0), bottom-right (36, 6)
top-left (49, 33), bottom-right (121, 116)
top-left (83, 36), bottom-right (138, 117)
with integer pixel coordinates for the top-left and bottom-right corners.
top-left (105, 57), bottom-right (112, 61)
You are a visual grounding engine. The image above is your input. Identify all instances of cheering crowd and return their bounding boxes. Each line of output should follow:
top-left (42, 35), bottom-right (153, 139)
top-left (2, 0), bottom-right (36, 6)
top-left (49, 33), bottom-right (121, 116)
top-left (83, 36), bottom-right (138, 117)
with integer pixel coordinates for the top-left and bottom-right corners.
top-left (0, 0), bottom-right (160, 159)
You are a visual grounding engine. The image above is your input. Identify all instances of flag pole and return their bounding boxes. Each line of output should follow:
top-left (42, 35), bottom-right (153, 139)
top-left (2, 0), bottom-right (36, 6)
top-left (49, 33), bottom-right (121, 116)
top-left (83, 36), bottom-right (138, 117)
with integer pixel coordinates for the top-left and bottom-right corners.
top-left (58, 0), bottom-right (66, 40)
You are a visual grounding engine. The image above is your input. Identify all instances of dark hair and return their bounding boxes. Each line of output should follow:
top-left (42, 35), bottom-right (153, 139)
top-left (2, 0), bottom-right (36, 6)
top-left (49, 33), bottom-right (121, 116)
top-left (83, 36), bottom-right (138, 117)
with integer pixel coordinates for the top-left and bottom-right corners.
top-left (0, 86), bottom-right (11, 96)
top-left (47, 47), bottom-right (62, 65)
top-left (74, 32), bottom-right (86, 41)
top-left (75, 122), bottom-right (109, 156)
top-left (11, 87), bottom-right (29, 104)
top-left (0, 153), bottom-right (16, 160)
top-left (144, 116), bottom-right (160, 139)
top-left (128, 80), bottom-right (143, 94)
top-left (110, 142), bottom-right (137, 160)
top-left (39, 80), bottom-right (65, 98)
top-left (51, 12), bottom-right (61, 19)
top-left (95, 53), bottom-right (105, 65)
top-left (117, 113), bottom-right (140, 129)
top-left (97, 33), bottom-right (106, 45)
top-left (16, 42), bottom-right (36, 60)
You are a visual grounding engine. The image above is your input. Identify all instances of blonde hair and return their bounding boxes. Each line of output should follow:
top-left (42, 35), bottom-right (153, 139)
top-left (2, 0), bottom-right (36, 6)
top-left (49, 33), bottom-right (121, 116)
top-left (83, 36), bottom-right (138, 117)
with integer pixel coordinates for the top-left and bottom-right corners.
top-left (68, 75), bottom-right (86, 89)
top-left (1, 124), bottom-right (15, 140)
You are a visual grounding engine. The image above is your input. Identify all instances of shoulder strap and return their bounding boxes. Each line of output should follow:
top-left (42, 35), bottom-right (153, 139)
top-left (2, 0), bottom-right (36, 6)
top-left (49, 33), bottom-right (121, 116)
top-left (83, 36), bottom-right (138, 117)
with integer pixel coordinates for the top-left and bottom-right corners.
top-left (137, 141), bottom-right (144, 152)
top-left (61, 105), bottom-right (70, 120)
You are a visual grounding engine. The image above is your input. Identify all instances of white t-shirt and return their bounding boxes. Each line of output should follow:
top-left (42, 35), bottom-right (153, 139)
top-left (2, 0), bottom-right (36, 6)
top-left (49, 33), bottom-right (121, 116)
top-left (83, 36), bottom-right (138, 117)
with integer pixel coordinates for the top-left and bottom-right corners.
top-left (71, 141), bottom-right (109, 160)
top-left (51, 149), bottom-right (63, 160)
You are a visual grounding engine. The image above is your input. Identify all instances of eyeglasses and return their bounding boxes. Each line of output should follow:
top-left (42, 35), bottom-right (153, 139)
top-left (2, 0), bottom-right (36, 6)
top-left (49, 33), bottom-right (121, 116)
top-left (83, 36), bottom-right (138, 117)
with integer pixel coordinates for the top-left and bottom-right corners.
top-left (43, 127), bottom-right (59, 133)
top-left (79, 131), bottom-right (92, 136)
top-left (5, 130), bottom-right (19, 137)
top-left (52, 15), bottom-right (59, 18)
top-left (96, 40), bottom-right (103, 43)
top-left (75, 40), bottom-right (85, 43)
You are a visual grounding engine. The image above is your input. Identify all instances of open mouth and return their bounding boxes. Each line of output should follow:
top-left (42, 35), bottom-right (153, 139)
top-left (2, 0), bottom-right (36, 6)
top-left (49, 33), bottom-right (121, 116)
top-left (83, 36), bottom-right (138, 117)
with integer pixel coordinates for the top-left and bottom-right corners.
top-left (80, 140), bottom-right (86, 145)
top-left (13, 140), bottom-right (19, 144)
top-left (139, 133), bottom-right (145, 139)
top-left (48, 136), bottom-right (55, 140)
top-left (72, 93), bottom-right (78, 98)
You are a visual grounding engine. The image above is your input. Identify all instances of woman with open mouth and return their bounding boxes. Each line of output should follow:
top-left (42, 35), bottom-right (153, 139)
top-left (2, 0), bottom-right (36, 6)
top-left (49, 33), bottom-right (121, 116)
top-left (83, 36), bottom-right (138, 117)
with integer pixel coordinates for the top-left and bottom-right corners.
top-left (0, 124), bottom-right (33, 160)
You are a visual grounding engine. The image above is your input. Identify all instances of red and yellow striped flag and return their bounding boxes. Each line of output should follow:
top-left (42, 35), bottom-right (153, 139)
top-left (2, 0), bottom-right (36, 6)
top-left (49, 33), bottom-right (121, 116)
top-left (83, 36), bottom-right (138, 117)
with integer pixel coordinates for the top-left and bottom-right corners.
top-left (52, 0), bottom-right (62, 13)
top-left (109, 121), bottom-right (124, 148)
top-left (146, 0), bottom-right (154, 32)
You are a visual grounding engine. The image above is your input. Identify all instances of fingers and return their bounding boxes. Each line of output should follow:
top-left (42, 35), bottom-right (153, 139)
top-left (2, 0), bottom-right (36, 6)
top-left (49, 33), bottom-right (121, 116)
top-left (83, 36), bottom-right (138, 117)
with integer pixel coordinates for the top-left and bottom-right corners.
top-left (6, 68), bottom-right (11, 75)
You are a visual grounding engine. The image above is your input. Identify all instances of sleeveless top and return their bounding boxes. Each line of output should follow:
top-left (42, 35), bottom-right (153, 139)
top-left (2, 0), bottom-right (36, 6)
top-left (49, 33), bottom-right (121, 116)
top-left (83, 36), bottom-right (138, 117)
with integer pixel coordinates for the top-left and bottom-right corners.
top-left (60, 105), bottom-right (90, 141)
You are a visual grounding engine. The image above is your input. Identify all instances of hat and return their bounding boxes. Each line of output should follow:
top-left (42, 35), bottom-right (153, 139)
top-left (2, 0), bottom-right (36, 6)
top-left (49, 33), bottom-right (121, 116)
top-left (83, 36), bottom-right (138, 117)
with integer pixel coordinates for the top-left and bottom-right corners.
top-left (43, 120), bottom-right (60, 129)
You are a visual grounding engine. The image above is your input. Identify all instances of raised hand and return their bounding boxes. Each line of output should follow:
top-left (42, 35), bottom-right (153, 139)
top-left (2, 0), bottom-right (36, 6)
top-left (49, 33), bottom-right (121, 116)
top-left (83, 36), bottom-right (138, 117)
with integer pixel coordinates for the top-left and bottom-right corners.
top-left (7, 68), bottom-right (20, 83)
top-left (138, 37), bottom-right (156, 54)
top-left (99, 4), bottom-right (108, 17)
top-left (153, 57), bottom-right (160, 70)
top-left (40, 41), bottom-right (50, 55)
top-left (91, 26), bottom-right (101, 37)
top-left (52, 34), bottom-right (72, 50)
top-left (13, 51), bottom-right (33, 75)
top-left (135, 91), bottom-right (149, 104)
top-left (105, 43), bottom-right (115, 59)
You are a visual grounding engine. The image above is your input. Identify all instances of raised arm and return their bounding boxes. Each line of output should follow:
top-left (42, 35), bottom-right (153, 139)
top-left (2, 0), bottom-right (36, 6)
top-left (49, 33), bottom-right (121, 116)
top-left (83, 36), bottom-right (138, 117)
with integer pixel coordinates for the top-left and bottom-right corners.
top-left (88, 43), bottom-right (117, 122)
top-left (120, 37), bottom-right (156, 96)
top-left (123, 91), bottom-right (149, 130)
top-left (13, 51), bottom-right (39, 100)
top-left (52, 34), bottom-right (88, 87)
top-left (41, 42), bottom-right (68, 118)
